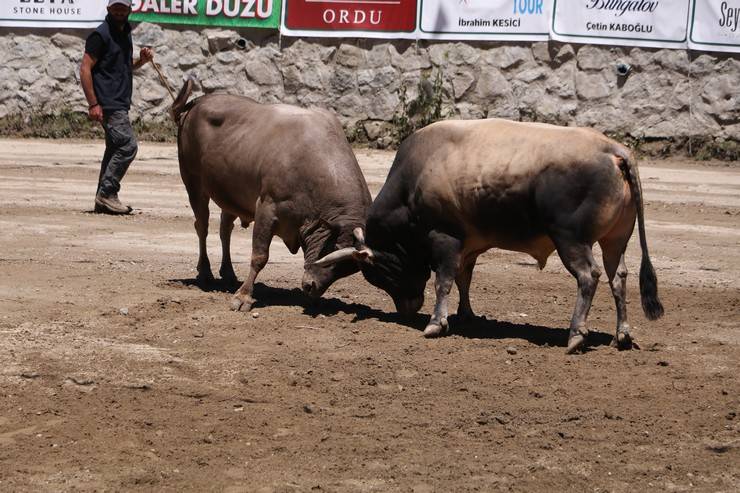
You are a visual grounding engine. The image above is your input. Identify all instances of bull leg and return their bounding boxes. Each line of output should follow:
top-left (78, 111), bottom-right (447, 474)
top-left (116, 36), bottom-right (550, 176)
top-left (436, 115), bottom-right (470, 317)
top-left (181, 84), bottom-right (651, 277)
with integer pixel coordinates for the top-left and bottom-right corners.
top-left (219, 210), bottom-right (239, 287)
top-left (230, 199), bottom-right (276, 312)
top-left (554, 239), bottom-right (601, 354)
top-left (456, 255), bottom-right (478, 321)
top-left (186, 187), bottom-right (214, 286)
top-left (424, 232), bottom-right (462, 338)
top-left (600, 238), bottom-right (634, 350)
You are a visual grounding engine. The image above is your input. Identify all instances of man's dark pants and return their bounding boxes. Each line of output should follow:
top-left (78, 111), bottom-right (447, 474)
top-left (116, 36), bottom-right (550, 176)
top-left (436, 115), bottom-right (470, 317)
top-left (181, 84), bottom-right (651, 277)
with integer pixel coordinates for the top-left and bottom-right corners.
top-left (97, 110), bottom-right (138, 197)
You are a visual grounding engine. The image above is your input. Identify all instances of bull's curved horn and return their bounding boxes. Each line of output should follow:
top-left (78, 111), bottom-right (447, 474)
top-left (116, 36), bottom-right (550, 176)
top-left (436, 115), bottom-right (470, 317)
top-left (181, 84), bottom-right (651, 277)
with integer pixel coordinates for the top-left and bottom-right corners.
top-left (353, 227), bottom-right (365, 247)
top-left (314, 247), bottom-right (357, 267)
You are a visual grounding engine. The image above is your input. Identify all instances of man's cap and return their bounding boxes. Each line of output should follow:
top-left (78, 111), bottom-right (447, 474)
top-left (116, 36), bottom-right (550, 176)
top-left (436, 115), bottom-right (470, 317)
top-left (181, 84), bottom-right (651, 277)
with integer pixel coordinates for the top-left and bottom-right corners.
top-left (108, 0), bottom-right (132, 7)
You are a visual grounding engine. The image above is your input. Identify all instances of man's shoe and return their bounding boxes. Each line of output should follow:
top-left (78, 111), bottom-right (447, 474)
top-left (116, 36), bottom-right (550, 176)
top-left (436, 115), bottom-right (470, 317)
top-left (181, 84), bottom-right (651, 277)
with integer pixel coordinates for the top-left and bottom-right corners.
top-left (95, 193), bottom-right (131, 215)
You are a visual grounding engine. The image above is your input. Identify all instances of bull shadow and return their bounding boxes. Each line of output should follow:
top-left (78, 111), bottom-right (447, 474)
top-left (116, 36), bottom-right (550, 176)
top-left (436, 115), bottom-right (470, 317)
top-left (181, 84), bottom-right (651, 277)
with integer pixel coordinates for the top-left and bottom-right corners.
top-left (167, 277), bottom-right (239, 293)
top-left (166, 278), bottom-right (392, 317)
top-left (251, 283), bottom-right (422, 326)
top-left (444, 314), bottom-right (615, 350)
top-left (167, 278), bottom-right (614, 349)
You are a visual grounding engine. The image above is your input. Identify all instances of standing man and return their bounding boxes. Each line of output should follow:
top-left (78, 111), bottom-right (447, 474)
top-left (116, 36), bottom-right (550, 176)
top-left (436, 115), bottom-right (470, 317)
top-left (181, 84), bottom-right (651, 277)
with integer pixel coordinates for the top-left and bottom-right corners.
top-left (80, 0), bottom-right (154, 214)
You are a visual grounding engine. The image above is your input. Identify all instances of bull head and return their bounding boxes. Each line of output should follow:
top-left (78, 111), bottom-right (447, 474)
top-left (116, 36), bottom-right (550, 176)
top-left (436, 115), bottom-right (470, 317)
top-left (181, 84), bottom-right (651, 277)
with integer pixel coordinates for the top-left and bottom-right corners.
top-left (313, 228), bottom-right (374, 266)
top-left (314, 228), bottom-right (426, 317)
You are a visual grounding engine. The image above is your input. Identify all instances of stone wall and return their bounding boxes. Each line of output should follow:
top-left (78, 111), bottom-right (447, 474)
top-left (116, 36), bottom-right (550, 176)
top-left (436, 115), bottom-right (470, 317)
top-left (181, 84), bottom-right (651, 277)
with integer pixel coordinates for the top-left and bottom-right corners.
top-left (0, 24), bottom-right (738, 146)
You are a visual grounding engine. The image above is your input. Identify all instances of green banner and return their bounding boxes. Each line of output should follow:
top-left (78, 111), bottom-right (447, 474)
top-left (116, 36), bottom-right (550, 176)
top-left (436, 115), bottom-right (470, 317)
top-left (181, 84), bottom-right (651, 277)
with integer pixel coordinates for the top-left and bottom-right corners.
top-left (129, 0), bottom-right (281, 28)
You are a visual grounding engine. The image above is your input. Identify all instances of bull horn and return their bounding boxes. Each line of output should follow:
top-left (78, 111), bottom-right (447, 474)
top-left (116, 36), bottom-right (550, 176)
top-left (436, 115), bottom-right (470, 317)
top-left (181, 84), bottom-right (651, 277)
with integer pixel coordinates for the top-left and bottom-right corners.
top-left (314, 247), bottom-right (357, 267)
top-left (353, 227), bottom-right (365, 246)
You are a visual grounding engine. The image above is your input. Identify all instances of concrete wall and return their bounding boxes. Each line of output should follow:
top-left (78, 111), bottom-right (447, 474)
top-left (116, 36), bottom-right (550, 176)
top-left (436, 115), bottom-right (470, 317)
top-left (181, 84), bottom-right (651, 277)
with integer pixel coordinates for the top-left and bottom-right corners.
top-left (1, 23), bottom-right (738, 146)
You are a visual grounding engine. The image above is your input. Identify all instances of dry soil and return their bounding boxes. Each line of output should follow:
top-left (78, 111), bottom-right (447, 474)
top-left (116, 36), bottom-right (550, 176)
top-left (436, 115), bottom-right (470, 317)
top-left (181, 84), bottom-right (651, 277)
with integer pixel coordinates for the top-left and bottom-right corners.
top-left (0, 139), bottom-right (738, 492)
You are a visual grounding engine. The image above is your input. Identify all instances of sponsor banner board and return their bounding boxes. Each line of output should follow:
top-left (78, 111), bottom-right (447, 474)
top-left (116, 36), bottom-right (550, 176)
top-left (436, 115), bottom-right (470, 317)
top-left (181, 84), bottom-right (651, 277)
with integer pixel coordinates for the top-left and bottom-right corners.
top-left (419, 0), bottom-right (551, 41)
top-left (281, 0), bottom-right (418, 38)
top-left (129, 0), bottom-right (281, 28)
top-left (551, 0), bottom-right (691, 49)
top-left (688, 0), bottom-right (740, 52)
top-left (0, 0), bottom-right (105, 28)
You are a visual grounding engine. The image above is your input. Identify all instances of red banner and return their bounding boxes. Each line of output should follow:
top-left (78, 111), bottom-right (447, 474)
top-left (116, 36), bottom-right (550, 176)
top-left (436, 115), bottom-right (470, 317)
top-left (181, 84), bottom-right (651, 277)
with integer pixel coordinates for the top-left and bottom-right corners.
top-left (284, 0), bottom-right (417, 33)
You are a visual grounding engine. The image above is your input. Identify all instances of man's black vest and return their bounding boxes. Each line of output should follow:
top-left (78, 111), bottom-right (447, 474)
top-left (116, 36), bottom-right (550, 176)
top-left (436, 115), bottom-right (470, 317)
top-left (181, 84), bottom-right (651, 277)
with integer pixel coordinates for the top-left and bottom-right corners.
top-left (92, 16), bottom-right (133, 112)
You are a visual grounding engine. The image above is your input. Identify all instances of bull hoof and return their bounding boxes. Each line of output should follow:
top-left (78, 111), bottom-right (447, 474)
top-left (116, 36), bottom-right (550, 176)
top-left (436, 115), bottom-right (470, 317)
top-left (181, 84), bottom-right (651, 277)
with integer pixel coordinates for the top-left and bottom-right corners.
top-left (565, 334), bottom-right (586, 354)
top-left (196, 272), bottom-right (215, 287)
top-left (221, 274), bottom-right (239, 289)
top-left (457, 308), bottom-right (476, 323)
top-left (614, 331), bottom-right (639, 351)
top-left (219, 268), bottom-right (238, 287)
top-left (423, 318), bottom-right (449, 338)
top-left (230, 295), bottom-right (254, 312)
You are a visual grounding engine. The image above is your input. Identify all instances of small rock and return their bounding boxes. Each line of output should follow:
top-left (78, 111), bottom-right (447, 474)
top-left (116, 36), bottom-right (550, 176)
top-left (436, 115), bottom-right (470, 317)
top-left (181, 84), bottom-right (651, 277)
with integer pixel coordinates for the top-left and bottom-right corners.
top-left (303, 404), bottom-right (314, 414)
top-left (726, 412), bottom-right (736, 420)
top-left (20, 371), bottom-right (39, 379)
top-left (657, 360), bottom-right (669, 366)
top-left (124, 381), bottom-right (152, 390)
top-left (193, 332), bottom-right (204, 338)
top-left (530, 391), bottom-right (544, 398)
top-left (705, 441), bottom-right (734, 453)
top-left (68, 376), bottom-right (94, 386)
top-left (557, 431), bottom-right (573, 439)
top-left (506, 346), bottom-right (518, 355)
top-left (119, 307), bottom-right (129, 316)
top-left (252, 312), bottom-right (260, 319)
top-left (204, 434), bottom-right (214, 444)
top-left (494, 415), bottom-right (510, 425)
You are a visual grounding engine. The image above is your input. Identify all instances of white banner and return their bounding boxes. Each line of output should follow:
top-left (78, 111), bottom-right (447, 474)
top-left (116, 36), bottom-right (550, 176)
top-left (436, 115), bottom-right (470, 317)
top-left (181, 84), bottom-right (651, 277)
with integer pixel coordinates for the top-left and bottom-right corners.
top-left (419, 0), bottom-right (552, 40)
top-left (689, 0), bottom-right (740, 52)
top-left (0, 0), bottom-right (106, 28)
top-left (551, 0), bottom-right (691, 49)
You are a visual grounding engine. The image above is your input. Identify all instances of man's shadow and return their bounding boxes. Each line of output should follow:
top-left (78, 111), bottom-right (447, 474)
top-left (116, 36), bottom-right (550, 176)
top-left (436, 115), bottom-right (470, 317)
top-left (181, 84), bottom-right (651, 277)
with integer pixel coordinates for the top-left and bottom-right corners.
top-left (169, 278), bottom-right (614, 350)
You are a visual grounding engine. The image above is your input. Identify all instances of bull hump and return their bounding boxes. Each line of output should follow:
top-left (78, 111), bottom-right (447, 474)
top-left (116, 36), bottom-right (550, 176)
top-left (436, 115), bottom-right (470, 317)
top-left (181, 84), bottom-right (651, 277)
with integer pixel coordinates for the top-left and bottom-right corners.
top-left (273, 104), bottom-right (315, 117)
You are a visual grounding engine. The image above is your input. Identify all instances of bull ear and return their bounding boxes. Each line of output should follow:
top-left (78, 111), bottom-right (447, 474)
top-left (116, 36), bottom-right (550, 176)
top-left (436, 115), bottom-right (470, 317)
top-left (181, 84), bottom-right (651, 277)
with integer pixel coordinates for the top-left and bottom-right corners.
top-left (352, 248), bottom-right (373, 263)
top-left (314, 247), bottom-right (373, 267)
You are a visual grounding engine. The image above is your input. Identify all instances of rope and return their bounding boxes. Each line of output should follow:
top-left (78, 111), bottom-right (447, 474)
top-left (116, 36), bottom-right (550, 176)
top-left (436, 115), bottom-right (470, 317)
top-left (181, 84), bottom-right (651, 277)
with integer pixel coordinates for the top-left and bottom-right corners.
top-left (150, 60), bottom-right (175, 102)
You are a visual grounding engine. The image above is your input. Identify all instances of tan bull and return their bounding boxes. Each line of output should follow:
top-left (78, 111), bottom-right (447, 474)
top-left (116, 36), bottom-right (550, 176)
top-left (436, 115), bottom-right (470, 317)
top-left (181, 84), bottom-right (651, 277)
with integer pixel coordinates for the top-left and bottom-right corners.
top-left (317, 118), bottom-right (664, 353)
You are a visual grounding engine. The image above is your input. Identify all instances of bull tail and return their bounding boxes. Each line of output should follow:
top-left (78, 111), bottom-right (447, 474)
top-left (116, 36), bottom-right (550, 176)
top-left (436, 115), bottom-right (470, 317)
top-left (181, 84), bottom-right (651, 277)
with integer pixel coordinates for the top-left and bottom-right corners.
top-left (170, 77), bottom-right (195, 126)
top-left (617, 148), bottom-right (664, 320)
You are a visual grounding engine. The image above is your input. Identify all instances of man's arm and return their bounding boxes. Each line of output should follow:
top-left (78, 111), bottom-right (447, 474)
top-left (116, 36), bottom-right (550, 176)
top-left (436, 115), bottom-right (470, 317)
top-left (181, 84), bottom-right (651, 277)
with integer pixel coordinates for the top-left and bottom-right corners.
top-left (133, 47), bottom-right (154, 70)
top-left (80, 52), bottom-right (103, 123)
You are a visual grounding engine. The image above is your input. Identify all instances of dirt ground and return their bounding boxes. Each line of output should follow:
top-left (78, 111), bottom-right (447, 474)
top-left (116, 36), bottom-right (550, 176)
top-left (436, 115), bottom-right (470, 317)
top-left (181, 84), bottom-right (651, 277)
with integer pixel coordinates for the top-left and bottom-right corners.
top-left (0, 138), bottom-right (738, 492)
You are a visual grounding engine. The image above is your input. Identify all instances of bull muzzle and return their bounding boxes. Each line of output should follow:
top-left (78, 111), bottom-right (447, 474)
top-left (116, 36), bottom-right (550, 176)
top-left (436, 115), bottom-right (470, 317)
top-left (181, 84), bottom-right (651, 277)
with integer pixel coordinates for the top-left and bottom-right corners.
top-left (301, 275), bottom-right (326, 299)
top-left (394, 296), bottom-right (424, 317)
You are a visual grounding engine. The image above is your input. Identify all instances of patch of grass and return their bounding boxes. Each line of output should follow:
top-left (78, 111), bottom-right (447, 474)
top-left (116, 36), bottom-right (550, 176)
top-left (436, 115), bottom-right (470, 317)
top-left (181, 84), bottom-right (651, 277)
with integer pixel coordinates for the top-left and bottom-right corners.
top-left (132, 117), bottom-right (177, 143)
top-left (691, 138), bottom-right (739, 161)
top-left (391, 70), bottom-right (448, 146)
top-left (609, 134), bottom-right (740, 162)
top-left (0, 108), bottom-right (177, 142)
top-left (0, 109), bottom-right (103, 139)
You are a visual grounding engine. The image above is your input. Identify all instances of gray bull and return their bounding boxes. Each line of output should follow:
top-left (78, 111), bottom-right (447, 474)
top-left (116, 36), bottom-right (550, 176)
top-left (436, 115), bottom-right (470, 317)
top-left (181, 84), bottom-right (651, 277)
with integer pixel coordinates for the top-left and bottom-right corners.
top-left (171, 80), bottom-right (371, 311)
top-left (317, 118), bottom-right (664, 353)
